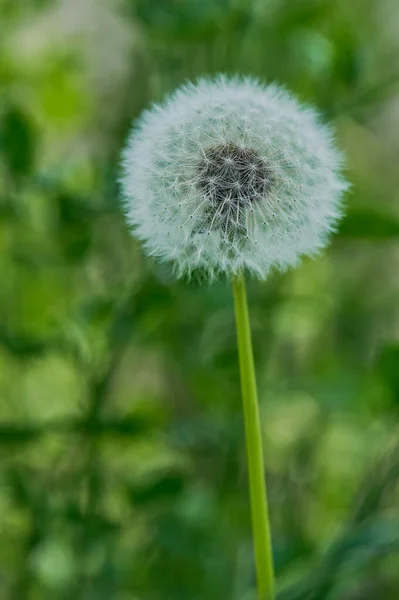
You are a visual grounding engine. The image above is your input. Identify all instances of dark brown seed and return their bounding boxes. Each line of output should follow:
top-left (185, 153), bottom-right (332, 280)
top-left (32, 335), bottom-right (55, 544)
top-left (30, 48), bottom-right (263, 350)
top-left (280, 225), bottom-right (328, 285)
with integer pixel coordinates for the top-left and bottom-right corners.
top-left (196, 143), bottom-right (273, 232)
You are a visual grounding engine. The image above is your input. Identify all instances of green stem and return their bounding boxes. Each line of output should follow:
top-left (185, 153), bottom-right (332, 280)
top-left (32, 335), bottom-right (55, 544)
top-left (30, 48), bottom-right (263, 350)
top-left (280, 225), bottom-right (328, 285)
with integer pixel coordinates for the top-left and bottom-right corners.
top-left (232, 272), bottom-right (275, 600)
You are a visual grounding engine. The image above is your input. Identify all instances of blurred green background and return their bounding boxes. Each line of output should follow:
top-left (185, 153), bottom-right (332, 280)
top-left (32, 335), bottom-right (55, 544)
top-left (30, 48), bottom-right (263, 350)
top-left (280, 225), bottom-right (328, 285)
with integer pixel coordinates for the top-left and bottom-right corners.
top-left (1, 0), bottom-right (399, 599)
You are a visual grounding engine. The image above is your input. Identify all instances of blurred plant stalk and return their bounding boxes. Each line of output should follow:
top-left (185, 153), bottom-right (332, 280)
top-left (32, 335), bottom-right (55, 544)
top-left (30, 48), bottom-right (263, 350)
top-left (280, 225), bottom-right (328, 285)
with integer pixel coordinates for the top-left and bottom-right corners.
top-left (232, 272), bottom-right (275, 600)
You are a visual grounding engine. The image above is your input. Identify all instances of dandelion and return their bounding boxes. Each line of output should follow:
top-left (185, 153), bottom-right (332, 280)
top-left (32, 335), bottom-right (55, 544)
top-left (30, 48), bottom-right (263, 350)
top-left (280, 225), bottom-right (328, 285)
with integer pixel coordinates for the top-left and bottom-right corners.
top-left (120, 75), bottom-right (347, 600)
top-left (121, 75), bottom-right (347, 281)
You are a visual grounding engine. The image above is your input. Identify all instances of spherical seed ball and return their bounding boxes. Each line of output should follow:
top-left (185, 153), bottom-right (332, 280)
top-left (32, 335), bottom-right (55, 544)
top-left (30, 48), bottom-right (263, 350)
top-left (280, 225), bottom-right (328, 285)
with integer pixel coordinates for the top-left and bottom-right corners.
top-left (121, 75), bottom-right (348, 280)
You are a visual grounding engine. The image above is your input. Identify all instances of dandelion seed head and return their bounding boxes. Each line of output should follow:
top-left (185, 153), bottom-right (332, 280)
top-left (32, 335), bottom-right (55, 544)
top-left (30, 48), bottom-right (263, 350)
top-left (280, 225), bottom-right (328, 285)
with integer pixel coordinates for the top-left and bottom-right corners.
top-left (121, 75), bottom-right (348, 280)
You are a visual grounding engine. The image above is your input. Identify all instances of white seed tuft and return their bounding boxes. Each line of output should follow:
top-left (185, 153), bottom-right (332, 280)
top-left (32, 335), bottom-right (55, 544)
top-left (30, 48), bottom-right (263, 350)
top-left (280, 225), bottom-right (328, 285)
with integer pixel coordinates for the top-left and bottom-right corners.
top-left (121, 75), bottom-right (348, 280)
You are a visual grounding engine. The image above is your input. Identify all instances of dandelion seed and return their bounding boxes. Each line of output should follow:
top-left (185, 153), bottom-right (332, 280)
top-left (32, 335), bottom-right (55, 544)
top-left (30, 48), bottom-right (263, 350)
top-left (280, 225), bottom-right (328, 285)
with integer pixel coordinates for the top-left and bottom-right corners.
top-left (121, 75), bottom-right (348, 280)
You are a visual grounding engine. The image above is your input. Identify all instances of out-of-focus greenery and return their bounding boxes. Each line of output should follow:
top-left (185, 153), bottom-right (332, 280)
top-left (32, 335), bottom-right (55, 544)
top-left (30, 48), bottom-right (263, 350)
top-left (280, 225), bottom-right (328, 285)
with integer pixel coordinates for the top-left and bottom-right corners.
top-left (1, 0), bottom-right (399, 598)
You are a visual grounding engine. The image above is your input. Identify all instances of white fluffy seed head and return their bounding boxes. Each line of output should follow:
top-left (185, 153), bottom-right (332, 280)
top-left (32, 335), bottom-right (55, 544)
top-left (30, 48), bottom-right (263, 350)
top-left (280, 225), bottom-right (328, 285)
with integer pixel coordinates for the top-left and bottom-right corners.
top-left (121, 75), bottom-right (348, 280)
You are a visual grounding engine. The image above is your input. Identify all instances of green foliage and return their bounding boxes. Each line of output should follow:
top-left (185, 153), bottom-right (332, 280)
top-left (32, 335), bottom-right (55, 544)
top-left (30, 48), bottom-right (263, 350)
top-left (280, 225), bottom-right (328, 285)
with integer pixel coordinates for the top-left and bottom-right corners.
top-left (0, 106), bottom-right (36, 179)
top-left (0, 0), bottom-right (399, 599)
top-left (340, 209), bottom-right (399, 239)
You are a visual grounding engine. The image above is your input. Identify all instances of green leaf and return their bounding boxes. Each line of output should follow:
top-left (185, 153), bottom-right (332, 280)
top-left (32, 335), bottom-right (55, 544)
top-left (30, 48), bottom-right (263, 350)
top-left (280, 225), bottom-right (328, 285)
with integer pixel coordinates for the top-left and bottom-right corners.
top-left (0, 426), bottom-right (41, 444)
top-left (128, 471), bottom-right (186, 506)
top-left (377, 345), bottom-right (399, 403)
top-left (0, 106), bottom-right (36, 179)
top-left (133, 0), bottom-right (232, 40)
top-left (339, 208), bottom-right (399, 239)
top-left (0, 325), bottom-right (49, 358)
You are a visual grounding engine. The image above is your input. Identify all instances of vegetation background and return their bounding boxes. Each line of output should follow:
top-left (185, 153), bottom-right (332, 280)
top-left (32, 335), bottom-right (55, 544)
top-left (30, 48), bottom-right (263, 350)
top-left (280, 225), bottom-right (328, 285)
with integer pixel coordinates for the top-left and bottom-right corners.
top-left (1, 0), bottom-right (399, 598)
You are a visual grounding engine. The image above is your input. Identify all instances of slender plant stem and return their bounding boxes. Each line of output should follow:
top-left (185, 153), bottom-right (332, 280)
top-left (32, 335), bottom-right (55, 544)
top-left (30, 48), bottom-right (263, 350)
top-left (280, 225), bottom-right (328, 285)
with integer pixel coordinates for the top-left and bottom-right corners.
top-left (232, 271), bottom-right (275, 600)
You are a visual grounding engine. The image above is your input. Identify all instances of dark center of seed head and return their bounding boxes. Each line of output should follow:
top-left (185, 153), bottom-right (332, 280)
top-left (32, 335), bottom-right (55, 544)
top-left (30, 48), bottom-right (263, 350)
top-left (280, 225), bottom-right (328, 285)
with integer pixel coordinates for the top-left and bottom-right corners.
top-left (197, 143), bottom-right (273, 211)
